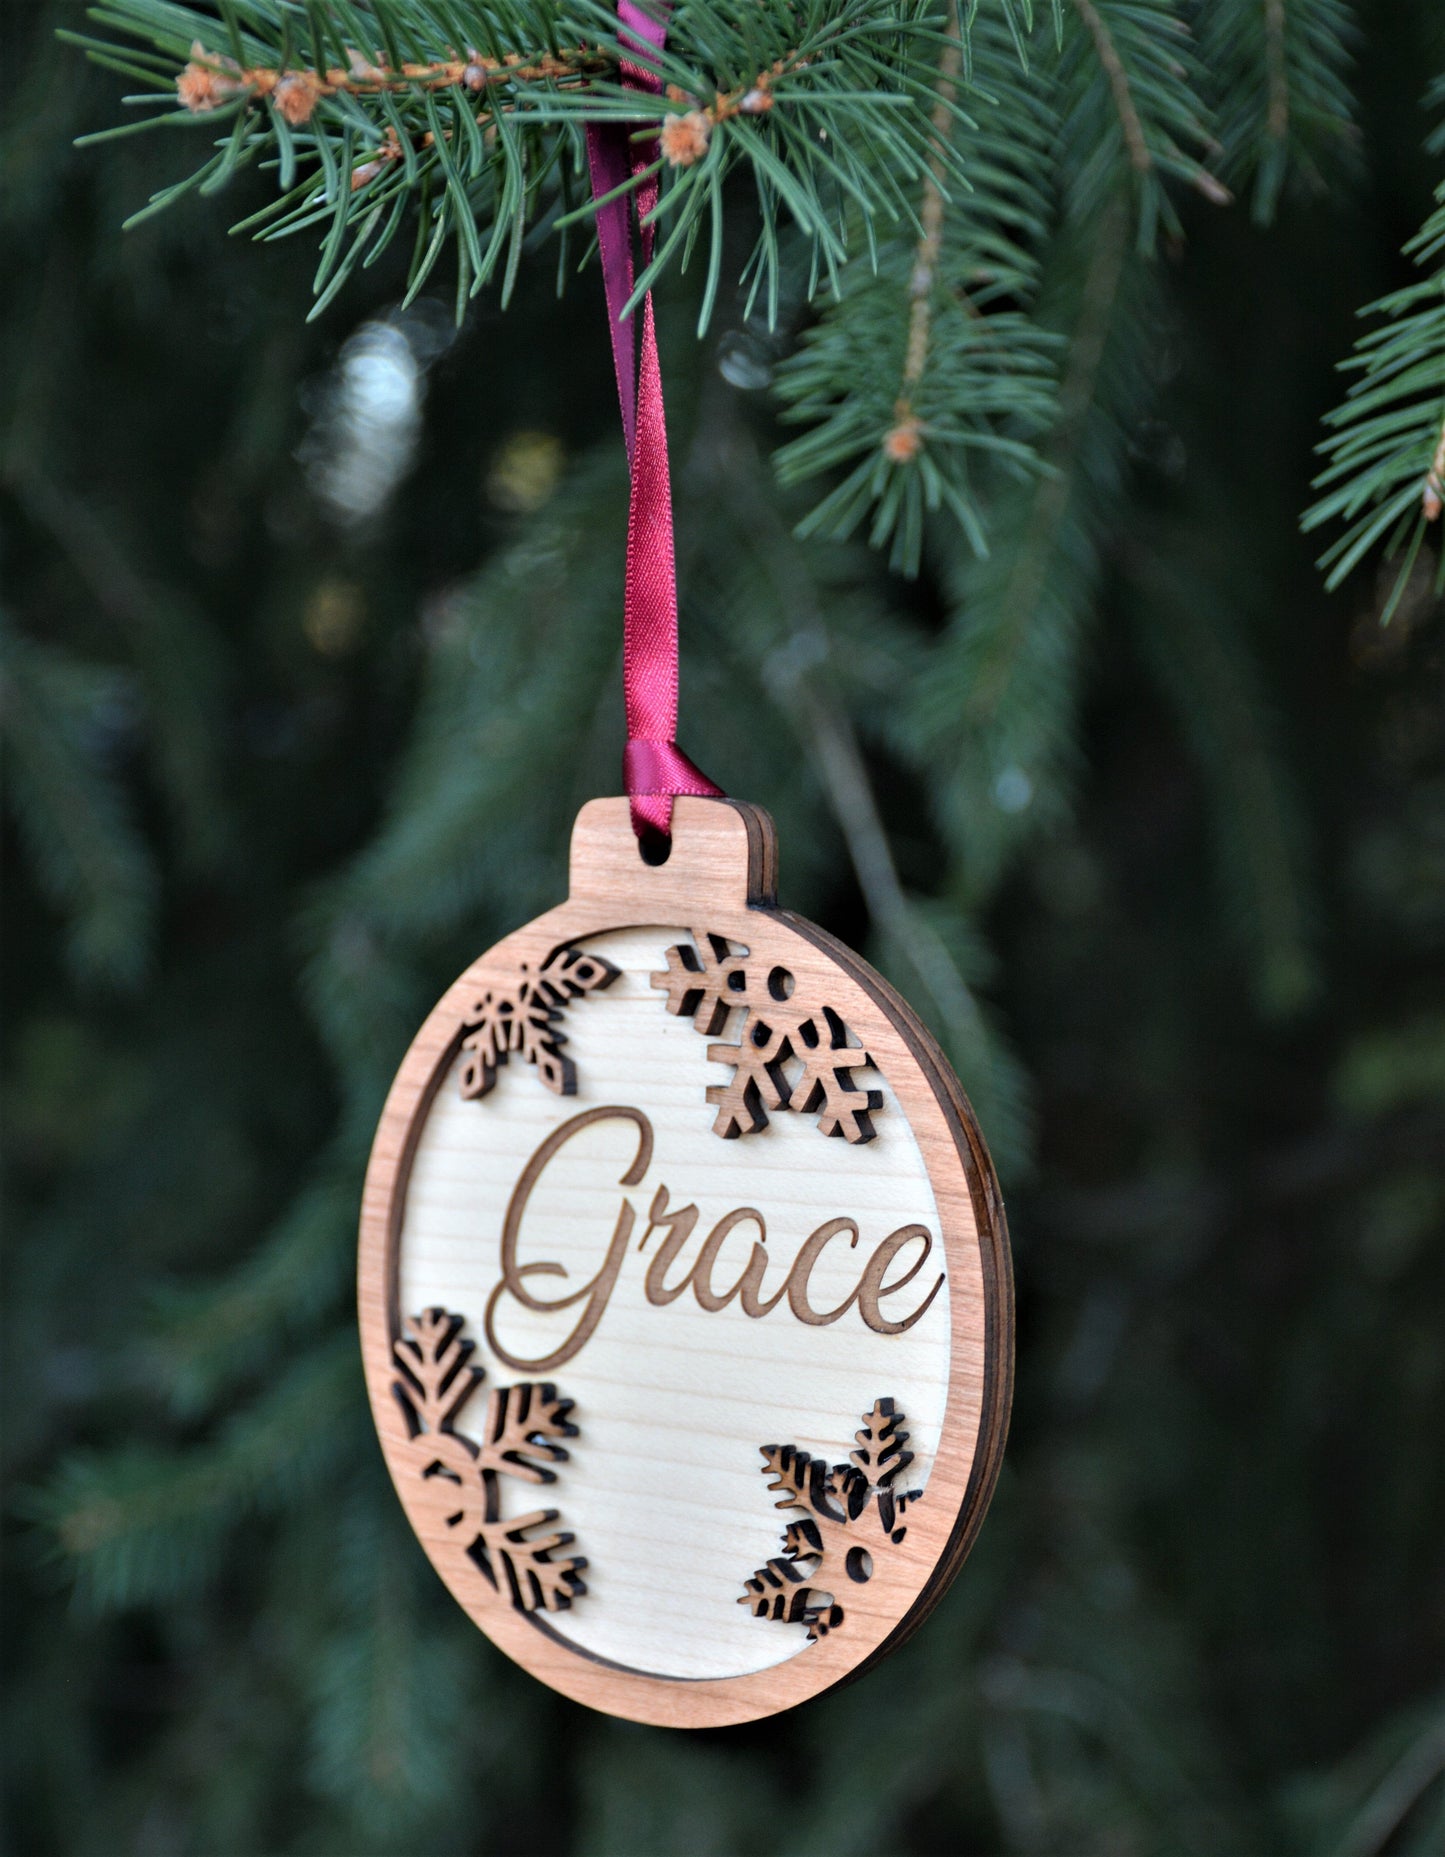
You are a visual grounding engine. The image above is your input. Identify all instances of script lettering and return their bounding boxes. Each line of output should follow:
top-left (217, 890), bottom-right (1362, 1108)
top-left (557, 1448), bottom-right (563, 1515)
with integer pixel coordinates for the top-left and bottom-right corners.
top-left (787, 1218), bottom-right (861, 1327)
top-left (856, 1224), bottom-right (943, 1334)
top-left (484, 1105), bottom-right (945, 1370)
top-left (485, 1105), bottom-right (652, 1373)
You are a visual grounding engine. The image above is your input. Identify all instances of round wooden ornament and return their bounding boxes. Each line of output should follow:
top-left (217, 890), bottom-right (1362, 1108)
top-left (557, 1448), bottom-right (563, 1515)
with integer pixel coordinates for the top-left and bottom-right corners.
top-left (359, 797), bottom-right (1012, 1727)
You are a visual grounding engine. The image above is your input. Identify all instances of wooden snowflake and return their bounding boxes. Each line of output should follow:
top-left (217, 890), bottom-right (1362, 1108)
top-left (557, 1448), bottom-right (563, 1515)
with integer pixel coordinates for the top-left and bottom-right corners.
top-left (739, 1400), bottom-right (920, 1640)
top-left (392, 1308), bottom-right (586, 1613)
top-left (458, 944), bottom-right (617, 1100)
top-left (650, 932), bottom-right (883, 1141)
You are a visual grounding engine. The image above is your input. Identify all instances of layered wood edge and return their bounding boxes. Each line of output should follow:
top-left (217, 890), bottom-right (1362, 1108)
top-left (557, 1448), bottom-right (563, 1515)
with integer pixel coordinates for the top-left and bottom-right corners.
top-left (357, 797), bottom-right (1013, 1727)
top-left (780, 910), bottom-right (1014, 1685)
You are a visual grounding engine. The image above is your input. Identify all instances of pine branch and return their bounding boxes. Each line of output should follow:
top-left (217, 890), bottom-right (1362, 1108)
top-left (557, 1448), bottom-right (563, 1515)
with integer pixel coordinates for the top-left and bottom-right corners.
top-left (67, 3), bottom-right (1233, 577)
top-left (678, 405), bottom-right (1035, 1172)
top-left (1126, 551), bottom-right (1317, 1014)
top-left (4, 454), bottom-right (233, 871)
top-left (302, 448), bottom-right (626, 968)
top-left (1305, 83), bottom-right (1445, 618)
top-left (307, 1498), bottom-right (476, 1837)
top-left (770, 2), bottom-right (1223, 565)
top-left (0, 616), bottom-right (156, 987)
top-left (1195, 0), bottom-right (1358, 223)
top-left (72, 0), bottom-right (974, 324)
top-left (906, 198), bottom-right (1148, 908)
top-left (30, 1334), bottom-right (359, 1611)
top-left (1071, 0), bottom-right (1152, 175)
top-left (293, 453), bottom-right (633, 1106)
top-left (891, 0), bottom-right (972, 450)
top-left (142, 1166), bottom-right (357, 1418)
top-left (773, 9), bottom-right (1059, 572)
top-left (1054, 0), bottom-right (1228, 244)
top-left (772, 630), bottom-right (1034, 1172)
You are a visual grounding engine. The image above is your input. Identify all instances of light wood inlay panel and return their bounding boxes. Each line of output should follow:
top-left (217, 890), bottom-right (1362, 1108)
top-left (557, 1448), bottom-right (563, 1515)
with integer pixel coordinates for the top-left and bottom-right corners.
top-left (400, 924), bottom-right (951, 1678)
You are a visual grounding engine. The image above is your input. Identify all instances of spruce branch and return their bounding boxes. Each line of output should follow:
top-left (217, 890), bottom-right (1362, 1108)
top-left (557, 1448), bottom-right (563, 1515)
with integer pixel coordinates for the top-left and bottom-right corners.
top-left (1196, 0), bottom-right (1358, 223)
top-left (171, 39), bottom-right (605, 124)
top-left (72, 0), bottom-right (973, 323)
top-left (1305, 81), bottom-right (1445, 619)
top-left (678, 406), bottom-right (1033, 1168)
top-left (143, 1168), bottom-right (356, 1418)
top-left (773, 10), bottom-right (1059, 572)
top-left (30, 1335), bottom-right (359, 1612)
top-left (1070, 0), bottom-right (1151, 177)
top-left (1126, 553), bottom-right (1317, 1014)
top-left (1265, 0), bottom-right (1289, 149)
top-left (6, 461), bottom-right (231, 872)
top-left (0, 616), bottom-right (156, 988)
top-left (888, 0), bottom-right (968, 461)
top-left (779, 639), bottom-right (1033, 1168)
top-left (907, 198), bottom-right (1143, 907)
top-left (1054, 0), bottom-right (1227, 244)
top-left (307, 1507), bottom-right (477, 1838)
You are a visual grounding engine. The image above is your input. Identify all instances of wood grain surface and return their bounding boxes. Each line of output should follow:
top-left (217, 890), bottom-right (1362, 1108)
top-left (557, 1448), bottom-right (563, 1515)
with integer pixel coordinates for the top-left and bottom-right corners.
top-left (358, 798), bottom-right (1012, 1727)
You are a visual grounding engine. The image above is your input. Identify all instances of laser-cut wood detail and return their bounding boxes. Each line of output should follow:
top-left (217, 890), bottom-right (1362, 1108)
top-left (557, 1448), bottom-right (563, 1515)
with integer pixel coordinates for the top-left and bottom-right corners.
top-left (651, 931), bottom-right (883, 1141)
top-left (458, 945), bottom-right (617, 1100)
top-left (392, 1307), bottom-right (586, 1612)
top-left (739, 1399), bottom-right (920, 1640)
top-left (360, 797), bottom-right (1015, 1728)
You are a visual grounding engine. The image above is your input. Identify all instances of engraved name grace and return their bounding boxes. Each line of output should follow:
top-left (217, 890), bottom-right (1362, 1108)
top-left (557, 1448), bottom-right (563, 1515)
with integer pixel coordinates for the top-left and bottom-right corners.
top-left (453, 933), bottom-right (946, 1375)
top-left (482, 1105), bottom-right (946, 1374)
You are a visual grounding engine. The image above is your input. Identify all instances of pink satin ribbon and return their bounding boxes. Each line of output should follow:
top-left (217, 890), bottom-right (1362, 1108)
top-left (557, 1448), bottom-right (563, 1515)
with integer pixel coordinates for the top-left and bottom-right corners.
top-left (586, 2), bottom-right (723, 839)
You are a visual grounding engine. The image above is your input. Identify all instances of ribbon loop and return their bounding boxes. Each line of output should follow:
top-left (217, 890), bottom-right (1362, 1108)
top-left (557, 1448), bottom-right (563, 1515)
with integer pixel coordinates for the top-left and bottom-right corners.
top-left (586, 3), bottom-right (723, 840)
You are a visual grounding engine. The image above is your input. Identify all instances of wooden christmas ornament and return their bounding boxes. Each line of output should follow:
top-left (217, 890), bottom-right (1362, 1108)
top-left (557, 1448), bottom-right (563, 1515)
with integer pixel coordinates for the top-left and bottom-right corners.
top-left (358, 797), bottom-right (1012, 1728)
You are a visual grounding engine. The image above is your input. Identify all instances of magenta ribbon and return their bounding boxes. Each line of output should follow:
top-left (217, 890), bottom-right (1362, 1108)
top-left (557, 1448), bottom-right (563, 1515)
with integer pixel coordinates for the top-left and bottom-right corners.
top-left (586, 1), bottom-right (723, 839)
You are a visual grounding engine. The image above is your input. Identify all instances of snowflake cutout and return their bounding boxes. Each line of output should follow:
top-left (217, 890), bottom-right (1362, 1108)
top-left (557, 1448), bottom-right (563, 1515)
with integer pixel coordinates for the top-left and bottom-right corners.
top-left (651, 932), bottom-right (883, 1141)
top-left (739, 1400), bottom-right (921, 1641)
top-left (392, 1308), bottom-right (586, 1612)
top-left (458, 944), bottom-right (617, 1100)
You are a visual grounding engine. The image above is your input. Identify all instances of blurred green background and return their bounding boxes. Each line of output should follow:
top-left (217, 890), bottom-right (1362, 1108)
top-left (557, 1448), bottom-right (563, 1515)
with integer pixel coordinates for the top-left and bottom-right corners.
top-left (3, 5), bottom-right (1443, 1854)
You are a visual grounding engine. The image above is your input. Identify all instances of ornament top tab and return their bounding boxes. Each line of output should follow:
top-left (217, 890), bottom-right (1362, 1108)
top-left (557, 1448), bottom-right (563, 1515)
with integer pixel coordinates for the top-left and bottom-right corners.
top-left (358, 798), bottom-right (1012, 1728)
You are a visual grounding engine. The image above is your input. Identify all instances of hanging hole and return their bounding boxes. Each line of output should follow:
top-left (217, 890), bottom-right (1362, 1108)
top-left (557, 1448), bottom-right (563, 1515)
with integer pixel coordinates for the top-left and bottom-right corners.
top-left (767, 966), bottom-right (795, 1002)
top-left (638, 827), bottom-right (672, 867)
top-left (845, 1547), bottom-right (873, 1584)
